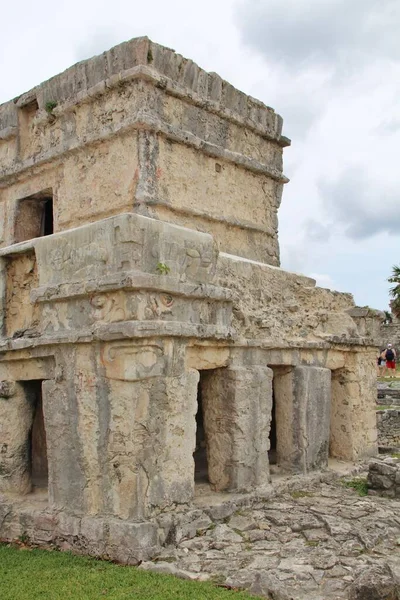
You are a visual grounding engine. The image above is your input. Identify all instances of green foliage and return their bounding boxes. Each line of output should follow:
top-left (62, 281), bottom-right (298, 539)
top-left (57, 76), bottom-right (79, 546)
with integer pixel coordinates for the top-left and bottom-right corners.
top-left (0, 544), bottom-right (259, 599)
top-left (388, 265), bottom-right (400, 318)
top-left (45, 100), bottom-right (57, 114)
top-left (18, 532), bottom-right (29, 544)
top-left (156, 262), bottom-right (170, 275)
top-left (384, 310), bottom-right (393, 324)
top-left (147, 47), bottom-right (154, 63)
top-left (342, 477), bottom-right (369, 497)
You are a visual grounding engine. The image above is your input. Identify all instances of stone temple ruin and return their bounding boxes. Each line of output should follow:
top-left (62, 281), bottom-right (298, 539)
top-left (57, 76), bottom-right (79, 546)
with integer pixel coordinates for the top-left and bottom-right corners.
top-left (0, 37), bottom-right (380, 561)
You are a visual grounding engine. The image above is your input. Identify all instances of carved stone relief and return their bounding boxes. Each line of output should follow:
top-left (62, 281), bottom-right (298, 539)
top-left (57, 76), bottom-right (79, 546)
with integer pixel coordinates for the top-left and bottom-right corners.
top-left (101, 343), bottom-right (166, 381)
top-left (90, 293), bottom-right (126, 323)
top-left (5, 253), bottom-right (39, 337)
top-left (113, 223), bottom-right (144, 271)
top-left (0, 381), bottom-right (16, 399)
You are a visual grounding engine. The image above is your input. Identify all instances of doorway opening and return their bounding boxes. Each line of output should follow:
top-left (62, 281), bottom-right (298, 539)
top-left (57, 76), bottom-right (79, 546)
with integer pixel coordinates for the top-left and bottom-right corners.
top-left (194, 372), bottom-right (209, 484)
top-left (22, 380), bottom-right (48, 490)
top-left (268, 389), bottom-right (277, 465)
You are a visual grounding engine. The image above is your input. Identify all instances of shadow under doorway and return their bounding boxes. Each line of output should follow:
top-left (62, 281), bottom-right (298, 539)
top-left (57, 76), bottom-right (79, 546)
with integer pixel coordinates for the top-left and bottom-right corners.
top-left (194, 372), bottom-right (209, 484)
top-left (22, 380), bottom-right (49, 490)
top-left (268, 390), bottom-right (277, 466)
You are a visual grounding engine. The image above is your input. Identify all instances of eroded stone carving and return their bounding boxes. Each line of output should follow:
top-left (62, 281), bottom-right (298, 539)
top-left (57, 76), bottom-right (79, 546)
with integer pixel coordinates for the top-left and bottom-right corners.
top-left (101, 343), bottom-right (166, 381)
top-left (0, 380), bottom-right (15, 399)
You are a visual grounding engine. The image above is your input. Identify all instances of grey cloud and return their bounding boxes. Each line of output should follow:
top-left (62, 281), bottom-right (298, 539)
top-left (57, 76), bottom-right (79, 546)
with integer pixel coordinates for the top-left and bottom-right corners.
top-left (319, 167), bottom-right (400, 239)
top-left (304, 219), bottom-right (333, 243)
top-left (235, 0), bottom-right (400, 71)
top-left (276, 94), bottom-right (320, 140)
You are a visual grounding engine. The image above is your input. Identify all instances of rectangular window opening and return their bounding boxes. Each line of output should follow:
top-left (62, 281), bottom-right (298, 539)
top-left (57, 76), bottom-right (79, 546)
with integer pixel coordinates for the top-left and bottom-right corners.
top-left (14, 190), bottom-right (54, 243)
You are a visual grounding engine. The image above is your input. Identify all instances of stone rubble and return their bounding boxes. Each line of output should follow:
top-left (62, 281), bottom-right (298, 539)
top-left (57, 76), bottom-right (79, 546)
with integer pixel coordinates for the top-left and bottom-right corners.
top-left (368, 456), bottom-right (400, 498)
top-left (140, 475), bottom-right (400, 600)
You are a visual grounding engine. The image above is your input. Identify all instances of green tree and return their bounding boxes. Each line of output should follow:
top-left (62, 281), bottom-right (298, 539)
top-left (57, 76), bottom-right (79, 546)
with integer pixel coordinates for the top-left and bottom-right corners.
top-left (384, 310), bottom-right (393, 324)
top-left (388, 264), bottom-right (400, 318)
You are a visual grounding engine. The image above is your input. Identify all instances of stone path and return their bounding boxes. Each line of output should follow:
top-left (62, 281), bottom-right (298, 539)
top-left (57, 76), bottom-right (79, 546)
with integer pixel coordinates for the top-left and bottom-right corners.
top-left (141, 474), bottom-right (400, 599)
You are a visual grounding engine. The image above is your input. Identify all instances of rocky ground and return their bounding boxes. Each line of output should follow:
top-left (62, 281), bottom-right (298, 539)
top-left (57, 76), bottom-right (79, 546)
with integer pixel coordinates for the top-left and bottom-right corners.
top-left (140, 472), bottom-right (400, 600)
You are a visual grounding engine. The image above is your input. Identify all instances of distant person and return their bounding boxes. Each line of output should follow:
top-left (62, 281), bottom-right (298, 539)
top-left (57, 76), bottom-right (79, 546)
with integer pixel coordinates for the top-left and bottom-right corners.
top-left (382, 344), bottom-right (397, 378)
top-left (377, 352), bottom-right (386, 377)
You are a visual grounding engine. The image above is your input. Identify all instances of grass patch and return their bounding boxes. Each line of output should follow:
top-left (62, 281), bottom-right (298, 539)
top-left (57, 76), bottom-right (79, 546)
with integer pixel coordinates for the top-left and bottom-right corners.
top-left (0, 544), bottom-right (260, 600)
top-left (290, 490), bottom-right (314, 499)
top-left (342, 477), bottom-right (369, 497)
top-left (377, 405), bottom-right (397, 410)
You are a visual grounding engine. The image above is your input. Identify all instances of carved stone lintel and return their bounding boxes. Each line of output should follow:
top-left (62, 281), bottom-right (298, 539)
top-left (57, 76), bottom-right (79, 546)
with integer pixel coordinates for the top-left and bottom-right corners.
top-left (0, 380), bottom-right (16, 399)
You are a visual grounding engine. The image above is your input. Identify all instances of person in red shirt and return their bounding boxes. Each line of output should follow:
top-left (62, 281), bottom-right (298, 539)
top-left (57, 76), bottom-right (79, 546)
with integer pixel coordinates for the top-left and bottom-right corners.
top-left (383, 344), bottom-right (397, 378)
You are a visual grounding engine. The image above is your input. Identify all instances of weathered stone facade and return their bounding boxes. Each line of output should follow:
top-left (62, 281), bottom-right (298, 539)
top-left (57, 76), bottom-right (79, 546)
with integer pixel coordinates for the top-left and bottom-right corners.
top-left (0, 37), bottom-right (380, 561)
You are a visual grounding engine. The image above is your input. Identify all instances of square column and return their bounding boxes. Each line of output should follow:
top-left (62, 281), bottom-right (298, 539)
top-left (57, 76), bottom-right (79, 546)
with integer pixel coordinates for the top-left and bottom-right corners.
top-left (330, 351), bottom-right (377, 460)
top-left (0, 381), bottom-right (33, 494)
top-left (45, 341), bottom-right (200, 519)
top-left (201, 366), bottom-right (273, 492)
top-left (274, 366), bottom-right (331, 473)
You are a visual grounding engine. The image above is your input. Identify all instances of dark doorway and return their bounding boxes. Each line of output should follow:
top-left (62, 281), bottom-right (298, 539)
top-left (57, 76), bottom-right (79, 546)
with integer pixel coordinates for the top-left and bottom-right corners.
top-left (268, 390), bottom-right (277, 465)
top-left (14, 190), bottom-right (54, 243)
top-left (22, 380), bottom-right (48, 489)
top-left (194, 372), bottom-right (209, 483)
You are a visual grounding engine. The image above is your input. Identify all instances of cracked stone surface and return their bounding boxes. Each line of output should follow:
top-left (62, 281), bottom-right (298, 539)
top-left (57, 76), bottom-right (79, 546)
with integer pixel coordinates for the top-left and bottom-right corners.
top-left (141, 476), bottom-right (400, 600)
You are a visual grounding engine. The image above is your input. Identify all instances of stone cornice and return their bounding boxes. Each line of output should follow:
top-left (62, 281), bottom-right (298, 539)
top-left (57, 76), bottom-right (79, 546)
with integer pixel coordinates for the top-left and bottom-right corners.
top-left (0, 107), bottom-right (288, 187)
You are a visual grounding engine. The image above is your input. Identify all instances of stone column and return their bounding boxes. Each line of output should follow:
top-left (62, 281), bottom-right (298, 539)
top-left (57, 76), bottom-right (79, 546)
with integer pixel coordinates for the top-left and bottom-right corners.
top-left (201, 366), bottom-right (273, 492)
top-left (273, 366), bottom-right (331, 473)
top-left (101, 339), bottom-right (199, 519)
top-left (0, 380), bottom-right (34, 494)
top-left (330, 350), bottom-right (377, 460)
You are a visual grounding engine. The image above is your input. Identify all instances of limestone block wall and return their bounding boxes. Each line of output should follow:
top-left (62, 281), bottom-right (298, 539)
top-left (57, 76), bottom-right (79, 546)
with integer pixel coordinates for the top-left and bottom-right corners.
top-left (214, 252), bottom-right (360, 345)
top-left (376, 409), bottom-right (400, 449)
top-left (347, 307), bottom-right (385, 346)
top-left (0, 37), bottom-right (289, 264)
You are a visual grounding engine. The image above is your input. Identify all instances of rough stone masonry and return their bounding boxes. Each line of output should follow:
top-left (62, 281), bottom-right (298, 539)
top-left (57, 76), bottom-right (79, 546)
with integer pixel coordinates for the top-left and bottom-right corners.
top-left (0, 37), bottom-right (382, 562)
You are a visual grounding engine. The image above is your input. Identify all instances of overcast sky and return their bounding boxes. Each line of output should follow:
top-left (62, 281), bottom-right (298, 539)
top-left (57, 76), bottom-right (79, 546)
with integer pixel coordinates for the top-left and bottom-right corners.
top-left (1, 0), bottom-right (399, 310)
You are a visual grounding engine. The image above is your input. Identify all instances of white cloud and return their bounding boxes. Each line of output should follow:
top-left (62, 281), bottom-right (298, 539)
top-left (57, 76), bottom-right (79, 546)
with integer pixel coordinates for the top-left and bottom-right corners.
top-left (309, 273), bottom-right (335, 289)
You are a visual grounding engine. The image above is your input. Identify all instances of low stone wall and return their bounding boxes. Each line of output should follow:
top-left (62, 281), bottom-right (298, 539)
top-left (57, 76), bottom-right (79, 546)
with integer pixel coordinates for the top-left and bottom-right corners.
top-left (368, 457), bottom-right (400, 497)
top-left (376, 409), bottom-right (400, 448)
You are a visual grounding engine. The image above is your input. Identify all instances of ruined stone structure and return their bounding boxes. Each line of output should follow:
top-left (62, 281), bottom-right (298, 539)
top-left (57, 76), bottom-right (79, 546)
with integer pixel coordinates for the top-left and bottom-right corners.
top-left (0, 37), bottom-right (380, 561)
top-left (381, 315), bottom-right (400, 352)
top-left (376, 408), bottom-right (400, 450)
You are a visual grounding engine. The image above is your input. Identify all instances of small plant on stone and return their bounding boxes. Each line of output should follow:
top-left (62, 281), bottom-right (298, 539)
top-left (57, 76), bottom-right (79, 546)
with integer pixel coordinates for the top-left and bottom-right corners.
top-left (305, 540), bottom-right (319, 547)
top-left (291, 490), bottom-right (314, 499)
top-left (45, 100), bottom-right (57, 114)
top-left (342, 477), bottom-right (369, 497)
top-left (18, 532), bottom-right (30, 545)
top-left (156, 262), bottom-right (170, 275)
